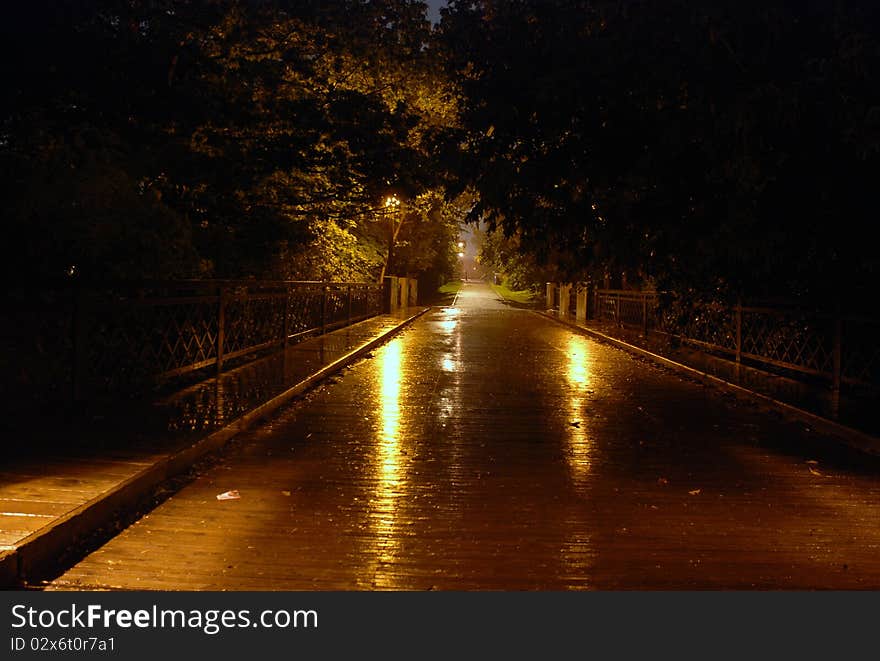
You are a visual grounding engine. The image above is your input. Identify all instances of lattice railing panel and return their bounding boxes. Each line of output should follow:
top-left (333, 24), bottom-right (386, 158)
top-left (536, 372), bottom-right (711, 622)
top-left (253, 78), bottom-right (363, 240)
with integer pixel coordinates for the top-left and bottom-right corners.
top-left (350, 284), bottom-right (383, 320)
top-left (9, 279), bottom-right (390, 404)
top-left (286, 285), bottom-right (325, 335)
top-left (740, 310), bottom-right (833, 374)
top-left (324, 286), bottom-right (349, 326)
top-left (145, 300), bottom-right (219, 371)
top-left (87, 298), bottom-right (219, 389)
top-left (673, 302), bottom-right (737, 353)
top-left (223, 294), bottom-right (286, 356)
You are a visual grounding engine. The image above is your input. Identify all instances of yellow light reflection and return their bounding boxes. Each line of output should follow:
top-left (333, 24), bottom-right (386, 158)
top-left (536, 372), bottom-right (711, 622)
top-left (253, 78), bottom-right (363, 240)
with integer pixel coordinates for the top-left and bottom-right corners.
top-left (437, 307), bottom-right (460, 334)
top-left (560, 532), bottom-right (595, 590)
top-left (380, 342), bottom-right (402, 446)
top-left (565, 334), bottom-right (594, 491)
top-left (568, 339), bottom-right (589, 386)
top-left (561, 334), bottom-right (596, 586)
top-left (369, 339), bottom-right (405, 586)
top-left (437, 319), bottom-right (458, 333)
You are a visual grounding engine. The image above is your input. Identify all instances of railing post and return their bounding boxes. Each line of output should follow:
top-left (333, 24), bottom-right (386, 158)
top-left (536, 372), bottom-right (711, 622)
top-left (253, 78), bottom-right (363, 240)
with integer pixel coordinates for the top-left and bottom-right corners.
top-left (347, 284), bottom-right (353, 327)
top-left (282, 285), bottom-right (290, 349)
top-left (832, 314), bottom-right (842, 419)
top-left (735, 300), bottom-right (742, 365)
top-left (321, 283), bottom-right (328, 334)
top-left (546, 283), bottom-right (554, 310)
top-left (216, 285), bottom-right (226, 375)
top-left (615, 293), bottom-right (621, 328)
top-left (642, 294), bottom-right (648, 338)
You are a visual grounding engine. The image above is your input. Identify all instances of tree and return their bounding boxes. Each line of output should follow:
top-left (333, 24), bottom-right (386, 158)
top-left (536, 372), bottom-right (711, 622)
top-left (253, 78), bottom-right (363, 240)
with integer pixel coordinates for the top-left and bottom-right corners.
top-left (437, 0), bottom-right (880, 306)
top-left (2, 1), bottom-right (463, 284)
top-left (477, 225), bottom-right (554, 291)
top-left (1, 0), bottom-right (208, 281)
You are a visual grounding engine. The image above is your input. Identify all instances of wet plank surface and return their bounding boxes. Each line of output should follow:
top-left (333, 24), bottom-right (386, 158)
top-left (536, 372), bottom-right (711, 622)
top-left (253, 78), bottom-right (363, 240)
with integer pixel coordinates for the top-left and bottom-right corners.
top-left (0, 313), bottom-right (418, 552)
top-left (47, 283), bottom-right (880, 590)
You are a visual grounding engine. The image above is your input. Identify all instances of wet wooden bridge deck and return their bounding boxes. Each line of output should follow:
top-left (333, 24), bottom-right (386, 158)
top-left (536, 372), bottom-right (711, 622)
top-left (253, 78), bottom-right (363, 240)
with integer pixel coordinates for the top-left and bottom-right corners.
top-left (45, 283), bottom-right (880, 590)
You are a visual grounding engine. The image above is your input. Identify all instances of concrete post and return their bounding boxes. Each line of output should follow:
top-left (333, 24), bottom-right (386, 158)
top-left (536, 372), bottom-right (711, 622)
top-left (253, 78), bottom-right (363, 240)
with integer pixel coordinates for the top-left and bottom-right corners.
top-left (383, 276), bottom-right (398, 313)
top-left (408, 279), bottom-right (418, 306)
top-left (398, 278), bottom-right (407, 309)
top-left (576, 287), bottom-right (587, 322)
top-left (546, 283), bottom-right (555, 310)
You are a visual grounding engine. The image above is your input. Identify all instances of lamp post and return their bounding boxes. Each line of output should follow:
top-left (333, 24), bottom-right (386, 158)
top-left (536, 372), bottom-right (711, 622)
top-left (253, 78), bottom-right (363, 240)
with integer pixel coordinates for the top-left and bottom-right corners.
top-left (379, 194), bottom-right (401, 282)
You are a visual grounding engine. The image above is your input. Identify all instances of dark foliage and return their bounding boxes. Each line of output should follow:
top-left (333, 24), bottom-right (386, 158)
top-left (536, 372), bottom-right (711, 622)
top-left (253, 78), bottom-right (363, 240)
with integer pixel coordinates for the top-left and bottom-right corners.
top-left (437, 0), bottom-right (880, 307)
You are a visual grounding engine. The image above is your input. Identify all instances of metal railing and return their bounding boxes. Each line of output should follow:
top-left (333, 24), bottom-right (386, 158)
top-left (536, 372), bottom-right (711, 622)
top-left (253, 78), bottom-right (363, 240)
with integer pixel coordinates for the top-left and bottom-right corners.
top-left (543, 286), bottom-right (880, 414)
top-left (590, 288), bottom-right (880, 392)
top-left (594, 289), bottom-right (659, 337)
top-left (6, 280), bottom-right (384, 402)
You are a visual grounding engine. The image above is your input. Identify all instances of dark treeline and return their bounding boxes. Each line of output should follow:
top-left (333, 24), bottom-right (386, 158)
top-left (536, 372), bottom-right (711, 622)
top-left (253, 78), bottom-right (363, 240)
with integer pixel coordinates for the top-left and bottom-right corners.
top-left (2, 1), bottom-right (878, 308)
top-left (1, 0), bottom-right (460, 285)
top-left (438, 0), bottom-right (880, 307)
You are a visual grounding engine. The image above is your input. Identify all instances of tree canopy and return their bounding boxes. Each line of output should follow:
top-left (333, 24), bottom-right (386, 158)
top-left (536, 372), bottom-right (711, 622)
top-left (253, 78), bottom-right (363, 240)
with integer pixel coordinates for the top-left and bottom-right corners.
top-left (1, 0), bottom-right (460, 283)
top-left (5, 0), bottom-right (878, 307)
top-left (438, 0), bottom-right (880, 306)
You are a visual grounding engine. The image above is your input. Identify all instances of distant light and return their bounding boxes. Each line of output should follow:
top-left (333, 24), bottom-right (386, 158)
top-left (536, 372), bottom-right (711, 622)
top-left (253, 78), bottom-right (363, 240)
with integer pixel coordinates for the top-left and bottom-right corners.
top-left (458, 241), bottom-right (464, 248)
top-left (458, 252), bottom-right (465, 258)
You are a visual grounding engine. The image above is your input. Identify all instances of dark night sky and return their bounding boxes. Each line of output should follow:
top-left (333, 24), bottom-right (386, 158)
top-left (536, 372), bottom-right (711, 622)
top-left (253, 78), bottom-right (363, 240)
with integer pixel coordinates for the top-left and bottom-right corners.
top-left (426, 0), bottom-right (446, 24)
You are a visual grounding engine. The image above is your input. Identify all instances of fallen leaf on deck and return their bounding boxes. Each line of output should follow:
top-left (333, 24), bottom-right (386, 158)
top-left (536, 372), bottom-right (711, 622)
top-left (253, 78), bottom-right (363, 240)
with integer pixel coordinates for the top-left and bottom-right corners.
top-left (689, 489), bottom-right (701, 495)
top-left (216, 490), bottom-right (241, 501)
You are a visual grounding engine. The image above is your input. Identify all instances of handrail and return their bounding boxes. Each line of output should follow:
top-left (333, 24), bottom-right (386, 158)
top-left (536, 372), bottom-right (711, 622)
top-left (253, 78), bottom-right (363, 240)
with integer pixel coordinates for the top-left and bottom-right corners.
top-left (547, 285), bottom-right (880, 412)
top-left (6, 279), bottom-right (387, 402)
